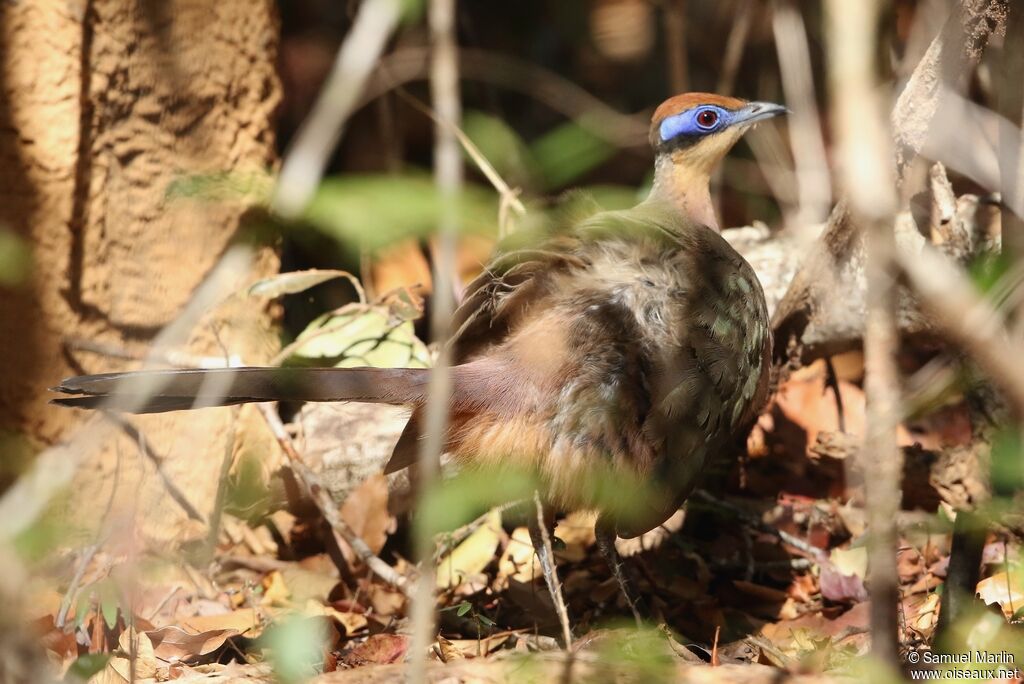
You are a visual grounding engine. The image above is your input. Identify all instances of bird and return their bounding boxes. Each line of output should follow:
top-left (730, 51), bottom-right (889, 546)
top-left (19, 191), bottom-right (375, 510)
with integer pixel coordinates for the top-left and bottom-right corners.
top-left (52, 92), bottom-right (785, 631)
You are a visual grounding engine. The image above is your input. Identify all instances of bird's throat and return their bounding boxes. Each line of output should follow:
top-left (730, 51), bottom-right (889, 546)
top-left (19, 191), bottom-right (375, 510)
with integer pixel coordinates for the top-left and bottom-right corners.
top-left (648, 154), bottom-right (719, 231)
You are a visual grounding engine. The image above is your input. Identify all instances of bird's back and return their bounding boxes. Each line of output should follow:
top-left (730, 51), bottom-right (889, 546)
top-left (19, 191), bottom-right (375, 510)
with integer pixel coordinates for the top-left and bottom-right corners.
top-left (406, 200), bottom-right (771, 536)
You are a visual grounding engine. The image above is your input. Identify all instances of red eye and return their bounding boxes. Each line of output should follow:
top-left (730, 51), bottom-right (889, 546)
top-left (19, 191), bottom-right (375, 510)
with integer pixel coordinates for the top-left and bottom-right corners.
top-left (697, 109), bottom-right (719, 128)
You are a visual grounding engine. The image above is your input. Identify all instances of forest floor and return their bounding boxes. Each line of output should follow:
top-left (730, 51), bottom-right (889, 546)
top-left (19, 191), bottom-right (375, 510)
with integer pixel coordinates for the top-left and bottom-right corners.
top-left (28, 359), bottom-right (1024, 683)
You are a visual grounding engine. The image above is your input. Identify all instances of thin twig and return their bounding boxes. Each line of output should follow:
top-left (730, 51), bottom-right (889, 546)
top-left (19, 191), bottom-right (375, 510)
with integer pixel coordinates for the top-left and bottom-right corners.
top-left (826, 0), bottom-right (901, 666)
top-left (824, 357), bottom-right (847, 434)
top-left (534, 491), bottom-right (572, 648)
top-left (103, 414), bottom-right (206, 523)
top-left (896, 244), bottom-right (1024, 414)
top-left (56, 542), bottom-right (101, 629)
top-left (411, 1), bottom-right (462, 679)
top-left (394, 88), bottom-right (527, 224)
top-left (64, 338), bottom-right (241, 369)
top-left (255, 403), bottom-right (413, 597)
top-left (366, 48), bottom-right (649, 148)
top-left (272, 0), bottom-right (406, 217)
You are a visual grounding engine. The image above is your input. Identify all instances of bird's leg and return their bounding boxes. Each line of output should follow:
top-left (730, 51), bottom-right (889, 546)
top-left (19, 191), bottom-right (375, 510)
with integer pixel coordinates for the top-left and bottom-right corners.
top-left (594, 516), bottom-right (645, 628)
top-left (526, 491), bottom-right (572, 648)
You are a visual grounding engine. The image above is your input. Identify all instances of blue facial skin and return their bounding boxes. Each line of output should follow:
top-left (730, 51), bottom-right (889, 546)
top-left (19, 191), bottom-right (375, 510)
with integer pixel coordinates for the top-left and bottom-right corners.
top-left (659, 106), bottom-right (733, 143)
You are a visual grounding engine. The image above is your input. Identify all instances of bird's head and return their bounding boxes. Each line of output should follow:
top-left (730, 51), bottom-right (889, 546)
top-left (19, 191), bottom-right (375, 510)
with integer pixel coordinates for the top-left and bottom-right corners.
top-left (650, 93), bottom-right (788, 172)
top-left (647, 93), bottom-right (787, 229)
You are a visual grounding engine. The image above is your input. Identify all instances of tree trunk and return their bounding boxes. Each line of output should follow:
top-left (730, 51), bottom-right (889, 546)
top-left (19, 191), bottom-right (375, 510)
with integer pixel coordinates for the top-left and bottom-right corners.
top-left (0, 0), bottom-right (282, 542)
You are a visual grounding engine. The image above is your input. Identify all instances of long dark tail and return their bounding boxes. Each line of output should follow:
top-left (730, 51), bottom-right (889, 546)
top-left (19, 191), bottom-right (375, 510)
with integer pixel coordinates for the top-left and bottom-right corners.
top-left (50, 366), bottom-right (432, 414)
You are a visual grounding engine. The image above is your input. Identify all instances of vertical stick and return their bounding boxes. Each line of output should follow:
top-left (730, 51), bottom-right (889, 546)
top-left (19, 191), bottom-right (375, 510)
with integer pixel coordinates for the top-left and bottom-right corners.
top-left (997, 5), bottom-right (1024, 264)
top-left (664, 0), bottom-right (688, 93)
top-left (771, 0), bottom-right (831, 226)
top-left (717, 0), bottom-right (754, 96)
top-left (409, 0), bottom-right (462, 681)
top-left (824, 0), bottom-right (901, 668)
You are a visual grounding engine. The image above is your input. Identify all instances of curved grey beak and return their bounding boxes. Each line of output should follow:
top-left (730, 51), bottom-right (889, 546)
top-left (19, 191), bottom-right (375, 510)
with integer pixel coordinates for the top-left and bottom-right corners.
top-left (732, 101), bottom-right (789, 127)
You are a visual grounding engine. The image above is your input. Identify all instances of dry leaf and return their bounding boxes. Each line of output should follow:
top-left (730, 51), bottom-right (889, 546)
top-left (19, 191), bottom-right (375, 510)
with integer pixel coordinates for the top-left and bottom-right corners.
top-left (830, 546), bottom-right (867, 578)
top-left (913, 593), bottom-right (941, 632)
top-left (302, 600), bottom-right (368, 636)
top-left (108, 630), bottom-right (158, 680)
top-left (554, 511), bottom-right (597, 561)
top-left (976, 571), bottom-right (1024, 619)
top-left (338, 474), bottom-right (395, 564)
top-left (279, 564), bottom-right (340, 605)
top-left (371, 240), bottom-right (433, 297)
top-left (145, 625), bottom-right (239, 662)
top-left (496, 527), bottom-right (542, 589)
top-left (262, 571), bottom-right (291, 606)
top-left (444, 635), bottom-right (511, 658)
top-left (437, 510), bottom-right (502, 590)
top-left (366, 584), bottom-right (406, 617)
top-left (179, 609), bottom-right (259, 637)
top-left (340, 634), bottom-right (408, 667)
top-left (775, 362), bottom-right (915, 455)
top-left (759, 601), bottom-right (871, 660)
top-left (615, 508), bottom-right (685, 557)
top-left (435, 635), bottom-right (464, 663)
top-left (819, 562), bottom-right (868, 603)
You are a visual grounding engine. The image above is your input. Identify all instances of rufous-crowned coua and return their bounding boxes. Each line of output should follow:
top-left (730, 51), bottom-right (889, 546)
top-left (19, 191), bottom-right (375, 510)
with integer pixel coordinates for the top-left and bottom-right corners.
top-left (53, 93), bottom-right (785, 628)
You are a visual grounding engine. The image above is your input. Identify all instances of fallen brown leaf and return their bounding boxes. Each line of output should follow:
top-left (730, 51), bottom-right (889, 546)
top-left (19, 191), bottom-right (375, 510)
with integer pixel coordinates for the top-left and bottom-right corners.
top-left (496, 527), bottom-right (541, 589)
top-left (145, 625), bottom-right (240, 662)
top-left (338, 474), bottom-right (395, 564)
top-left (437, 510), bottom-right (502, 590)
top-left (977, 570), bottom-right (1024, 619)
top-left (340, 634), bottom-right (409, 667)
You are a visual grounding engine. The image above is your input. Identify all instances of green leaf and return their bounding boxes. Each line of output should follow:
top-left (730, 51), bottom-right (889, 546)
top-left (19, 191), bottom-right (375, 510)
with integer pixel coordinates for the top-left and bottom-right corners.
top-left (991, 429), bottom-right (1024, 497)
top-left (286, 306), bottom-right (430, 369)
top-left (456, 602), bottom-right (472, 617)
top-left (418, 469), bottom-right (538, 536)
top-left (476, 614), bottom-right (495, 627)
top-left (166, 170), bottom-right (274, 203)
top-left (262, 616), bottom-right (330, 684)
top-left (968, 250), bottom-right (1013, 295)
top-left (67, 654), bottom-right (111, 680)
top-left (0, 228), bottom-right (31, 286)
top-left (302, 173), bottom-right (498, 250)
top-left (462, 111), bottom-right (538, 189)
top-left (99, 581), bottom-right (120, 630)
top-left (248, 269), bottom-right (362, 300)
top-left (530, 121), bottom-right (615, 190)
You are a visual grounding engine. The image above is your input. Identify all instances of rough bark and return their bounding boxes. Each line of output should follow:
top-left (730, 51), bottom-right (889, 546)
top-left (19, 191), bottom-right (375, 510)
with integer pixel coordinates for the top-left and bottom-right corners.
top-left (0, 0), bottom-right (281, 542)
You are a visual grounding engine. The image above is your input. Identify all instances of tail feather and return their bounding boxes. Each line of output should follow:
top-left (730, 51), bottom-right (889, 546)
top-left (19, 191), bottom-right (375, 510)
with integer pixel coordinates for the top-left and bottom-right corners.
top-left (51, 366), bottom-right (431, 414)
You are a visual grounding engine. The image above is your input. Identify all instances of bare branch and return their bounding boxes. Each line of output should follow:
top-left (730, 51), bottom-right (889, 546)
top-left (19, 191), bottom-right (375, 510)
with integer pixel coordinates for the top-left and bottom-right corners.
top-left (891, 0), bottom-right (1009, 181)
top-left (273, 0), bottom-right (406, 217)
